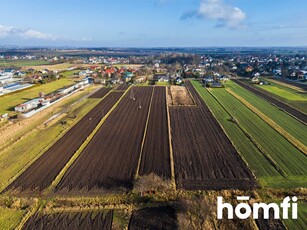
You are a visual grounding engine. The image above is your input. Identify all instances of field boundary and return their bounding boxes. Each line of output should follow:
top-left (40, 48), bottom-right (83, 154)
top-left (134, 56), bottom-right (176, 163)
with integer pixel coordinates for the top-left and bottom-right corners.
top-left (203, 85), bottom-right (286, 178)
top-left (166, 87), bottom-right (176, 189)
top-left (16, 199), bottom-right (40, 230)
top-left (226, 88), bottom-right (307, 156)
top-left (44, 88), bottom-right (131, 194)
top-left (135, 86), bottom-right (155, 179)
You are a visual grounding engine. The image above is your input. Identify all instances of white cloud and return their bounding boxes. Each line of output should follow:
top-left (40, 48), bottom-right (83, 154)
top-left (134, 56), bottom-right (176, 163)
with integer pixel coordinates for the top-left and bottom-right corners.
top-left (0, 25), bottom-right (14, 37)
top-left (0, 25), bottom-right (55, 40)
top-left (182, 0), bottom-right (246, 29)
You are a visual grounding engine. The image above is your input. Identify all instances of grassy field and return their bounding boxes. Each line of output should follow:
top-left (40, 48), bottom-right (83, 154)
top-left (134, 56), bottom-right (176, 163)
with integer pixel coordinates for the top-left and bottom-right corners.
top-left (0, 78), bottom-right (75, 114)
top-left (61, 69), bottom-right (81, 77)
top-left (0, 60), bottom-right (49, 68)
top-left (265, 78), bottom-right (306, 93)
top-left (282, 201), bottom-right (307, 230)
top-left (226, 81), bottom-right (307, 147)
top-left (0, 96), bottom-right (101, 192)
top-left (155, 81), bottom-right (169, 86)
top-left (257, 84), bottom-right (307, 101)
top-left (21, 63), bottom-right (74, 71)
top-left (251, 80), bottom-right (307, 114)
top-left (191, 80), bottom-right (307, 188)
top-left (0, 207), bottom-right (25, 230)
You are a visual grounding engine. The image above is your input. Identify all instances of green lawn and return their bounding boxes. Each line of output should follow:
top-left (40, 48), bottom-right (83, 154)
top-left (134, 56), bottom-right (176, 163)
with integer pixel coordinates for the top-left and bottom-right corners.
top-left (227, 81), bottom-right (307, 147)
top-left (0, 207), bottom-right (25, 230)
top-left (0, 78), bottom-right (75, 114)
top-left (0, 60), bottom-right (49, 68)
top-left (192, 80), bottom-right (307, 188)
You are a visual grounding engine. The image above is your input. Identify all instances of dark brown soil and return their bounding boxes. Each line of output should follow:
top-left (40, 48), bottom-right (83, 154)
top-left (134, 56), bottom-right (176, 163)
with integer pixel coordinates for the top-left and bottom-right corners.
top-left (255, 209), bottom-right (286, 230)
top-left (3, 92), bottom-right (123, 194)
top-left (170, 81), bottom-right (256, 190)
top-left (89, 87), bottom-right (111, 98)
top-left (128, 206), bottom-right (178, 230)
top-left (56, 87), bottom-right (153, 192)
top-left (139, 87), bottom-right (171, 179)
top-left (22, 210), bottom-right (113, 230)
top-left (117, 84), bottom-right (129, 91)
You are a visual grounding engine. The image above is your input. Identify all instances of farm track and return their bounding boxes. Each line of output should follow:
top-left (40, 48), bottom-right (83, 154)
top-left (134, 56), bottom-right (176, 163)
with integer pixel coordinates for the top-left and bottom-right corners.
top-left (3, 91), bottom-right (123, 194)
top-left (56, 87), bottom-right (153, 193)
top-left (232, 79), bottom-right (307, 124)
top-left (139, 87), bottom-right (171, 179)
top-left (169, 81), bottom-right (256, 190)
top-left (22, 210), bottom-right (113, 230)
top-left (89, 87), bottom-right (111, 98)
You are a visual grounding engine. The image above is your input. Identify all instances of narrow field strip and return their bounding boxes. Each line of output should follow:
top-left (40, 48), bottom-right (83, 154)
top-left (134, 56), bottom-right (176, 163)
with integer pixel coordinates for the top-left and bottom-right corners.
top-left (207, 85), bottom-right (307, 177)
top-left (55, 87), bottom-right (153, 193)
top-left (192, 81), bottom-right (307, 188)
top-left (227, 81), bottom-right (307, 147)
top-left (135, 86), bottom-right (155, 178)
top-left (138, 87), bottom-right (171, 180)
top-left (46, 89), bottom-right (131, 194)
top-left (166, 87), bottom-right (176, 188)
top-left (88, 87), bottom-right (112, 98)
top-left (192, 81), bottom-right (281, 178)
top-left (266, 78), bottom-right (306, 93)
top-left (226, 88), bottom-right (307, 155)
top-left (170, 81), bottom-right (256, 190)
top-left (3, 89), bottom-right (121, 194)
top-left (21, 210), bottom-right (114, 230)
top-left (232, 79), bottom-right (307, 124)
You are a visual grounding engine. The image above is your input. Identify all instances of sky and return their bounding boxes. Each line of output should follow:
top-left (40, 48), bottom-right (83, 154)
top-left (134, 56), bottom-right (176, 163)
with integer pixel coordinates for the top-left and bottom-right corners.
top-left (0, 0), bottom-right (306, 47)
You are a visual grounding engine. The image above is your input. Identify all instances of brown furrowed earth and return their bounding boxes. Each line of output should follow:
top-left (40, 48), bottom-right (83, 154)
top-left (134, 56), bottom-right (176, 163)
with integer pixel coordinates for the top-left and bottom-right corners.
top-left (89, 87), bottom-right (112, 98)
top-left (116, 84), bottom-right (129, 91)
top-left (3, 92), bottom-right (124, 194)
top-left (232, 79), bottom-right (307, 123)
top-left (169, 81), bottom-right (256, 190)
top-left (56, 87), bottom-right (153, 193)
top-left (139, 86), bottom-right (171, 179)
top-left (128, 206), bottom-right (178, 230)
top-left (254, 209), bottom-right (286, 230)
top-left (22, 210), bottom-right (113, 230)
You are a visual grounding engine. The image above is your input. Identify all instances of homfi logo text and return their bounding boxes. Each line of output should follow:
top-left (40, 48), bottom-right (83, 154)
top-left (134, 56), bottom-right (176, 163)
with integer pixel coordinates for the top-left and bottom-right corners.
top-left (217, 196), bottom-right (298, 220)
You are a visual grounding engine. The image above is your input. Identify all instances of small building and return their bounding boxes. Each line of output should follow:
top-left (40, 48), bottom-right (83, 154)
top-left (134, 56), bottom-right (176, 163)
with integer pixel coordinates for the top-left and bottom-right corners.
top-left (14, 98), bottom-right (42, 112)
